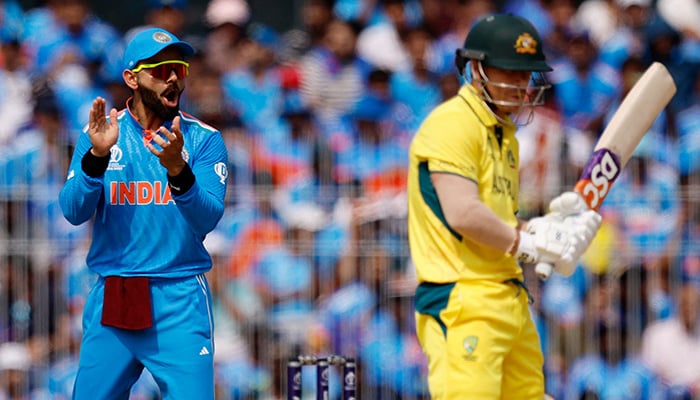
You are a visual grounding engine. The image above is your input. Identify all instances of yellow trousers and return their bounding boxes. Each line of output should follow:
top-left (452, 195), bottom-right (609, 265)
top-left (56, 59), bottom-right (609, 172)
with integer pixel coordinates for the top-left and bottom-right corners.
top-left (415, 279), bottom-right (544, 399)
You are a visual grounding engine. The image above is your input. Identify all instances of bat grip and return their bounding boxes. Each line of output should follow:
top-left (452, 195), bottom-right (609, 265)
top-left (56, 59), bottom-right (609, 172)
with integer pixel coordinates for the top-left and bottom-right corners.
top-left (535, 262), bottom-right (554, 280)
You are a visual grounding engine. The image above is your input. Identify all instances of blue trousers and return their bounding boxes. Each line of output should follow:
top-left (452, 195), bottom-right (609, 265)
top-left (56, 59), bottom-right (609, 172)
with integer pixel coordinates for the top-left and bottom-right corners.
top-left (72, 274), bottom-right (215, 400)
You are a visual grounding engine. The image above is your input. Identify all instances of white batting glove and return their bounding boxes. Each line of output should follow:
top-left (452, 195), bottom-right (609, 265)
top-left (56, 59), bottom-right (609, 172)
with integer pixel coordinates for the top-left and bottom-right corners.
top-left (560, 210), bottom-right (602, 259)
top-left (525, 191), bottom-right (589, 241)
top-left (512, 219), bottom-right (575, 265)
top-left (549, 191), bottom-right (588, 215)
top-left (562, 210), bottom-right (602, 242)
top-left (548, 191), bottom-right (602, 273)
top-left (528, 208), bottom-right (602, 277)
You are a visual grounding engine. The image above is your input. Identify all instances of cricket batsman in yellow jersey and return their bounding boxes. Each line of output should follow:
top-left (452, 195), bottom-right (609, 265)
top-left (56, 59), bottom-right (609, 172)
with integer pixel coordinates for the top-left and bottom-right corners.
top-left (407, 14), bottom-right (602, 399)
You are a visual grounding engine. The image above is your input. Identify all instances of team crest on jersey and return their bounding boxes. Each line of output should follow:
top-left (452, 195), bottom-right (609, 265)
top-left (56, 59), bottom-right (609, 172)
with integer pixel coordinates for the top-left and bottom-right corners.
top-left (107, 145), bottom-right (125, 171)
top-left (181, 149), bottom-right (190, 163)
top-left (463, 336), bottom-right (479, 361)
top-left (514, 33), bottom-right (537, 55)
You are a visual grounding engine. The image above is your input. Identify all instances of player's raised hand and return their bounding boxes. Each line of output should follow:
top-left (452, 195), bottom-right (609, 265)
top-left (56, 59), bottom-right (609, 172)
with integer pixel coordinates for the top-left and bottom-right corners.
top-left (146, 116), bottom-right (186, 176)
top-left (88, 97), bottom-right (119, 157)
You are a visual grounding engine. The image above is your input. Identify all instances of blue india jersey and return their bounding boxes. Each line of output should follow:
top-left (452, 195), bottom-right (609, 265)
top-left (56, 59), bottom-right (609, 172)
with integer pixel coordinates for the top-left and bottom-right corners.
top-left (59, 107), bottom-right (228, 278)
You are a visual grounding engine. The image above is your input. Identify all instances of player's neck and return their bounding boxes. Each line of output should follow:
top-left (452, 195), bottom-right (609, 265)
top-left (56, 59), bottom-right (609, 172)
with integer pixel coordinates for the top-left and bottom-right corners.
top-left (128, 98), bottom-right (164, 131)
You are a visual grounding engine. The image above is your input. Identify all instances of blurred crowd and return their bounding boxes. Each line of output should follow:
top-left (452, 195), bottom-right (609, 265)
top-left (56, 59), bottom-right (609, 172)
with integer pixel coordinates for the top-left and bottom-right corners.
top-left (0, 0), bottom-right (698, 398)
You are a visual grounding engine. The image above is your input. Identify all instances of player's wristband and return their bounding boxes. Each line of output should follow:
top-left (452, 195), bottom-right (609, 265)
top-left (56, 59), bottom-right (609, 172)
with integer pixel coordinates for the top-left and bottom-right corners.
top-left (167, 163), bottom-right (195, 196)
top-left (81, 149), bottom-right (110, 178)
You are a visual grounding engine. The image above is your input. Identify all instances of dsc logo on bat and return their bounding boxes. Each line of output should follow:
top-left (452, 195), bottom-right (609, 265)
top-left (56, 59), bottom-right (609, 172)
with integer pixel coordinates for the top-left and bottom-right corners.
top-left (574, 149), bottom-right (621, 211)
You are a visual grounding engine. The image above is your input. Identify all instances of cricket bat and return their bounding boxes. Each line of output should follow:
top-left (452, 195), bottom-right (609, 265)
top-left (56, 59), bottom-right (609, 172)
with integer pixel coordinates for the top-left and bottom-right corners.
top-left (535, 61), bottom-right (677, 280)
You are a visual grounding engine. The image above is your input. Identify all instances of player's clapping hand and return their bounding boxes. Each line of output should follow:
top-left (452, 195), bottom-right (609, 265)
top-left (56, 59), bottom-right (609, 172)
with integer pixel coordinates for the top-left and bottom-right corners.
top-left (146, 116), bottom-right (186, 176)
top-left (88, 97), bottom-right (119, 157)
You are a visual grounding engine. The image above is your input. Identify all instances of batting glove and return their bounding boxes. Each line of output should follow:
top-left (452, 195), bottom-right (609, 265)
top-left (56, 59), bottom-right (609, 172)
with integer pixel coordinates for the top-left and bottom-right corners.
top-left (559, 210), bottom-right (602, 270)
top-left (527, 209), bottom-right (602, 276)
top-left (512, 218), bottom-right (576, 265)
top-left (548, 191), bottom-right (589, 215)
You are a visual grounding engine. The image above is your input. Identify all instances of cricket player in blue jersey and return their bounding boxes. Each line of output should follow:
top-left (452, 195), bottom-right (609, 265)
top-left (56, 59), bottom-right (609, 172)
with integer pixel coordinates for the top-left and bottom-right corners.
top-left (59, 28), bottom-right (228, 399)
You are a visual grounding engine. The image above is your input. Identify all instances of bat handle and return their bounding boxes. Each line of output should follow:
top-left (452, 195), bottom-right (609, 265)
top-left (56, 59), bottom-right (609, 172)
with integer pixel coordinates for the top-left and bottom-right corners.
top-left (535, 262), bottom-right (554, 280)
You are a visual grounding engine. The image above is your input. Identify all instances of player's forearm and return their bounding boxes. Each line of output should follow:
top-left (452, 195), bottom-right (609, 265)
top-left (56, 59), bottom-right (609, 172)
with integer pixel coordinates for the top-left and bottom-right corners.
top-left (59, 144), bottom-right (106, 225)
top-left (170, 133), bottom-right (228, 235)
top-left (445, 197), bottom-right (517, 254)
top-left (172, 183), bottom-right (225, 236)
top-left (171, 160), bottom-right (227, 235)
top-left (433, 172), bottom-right (517, 254)
top-left (59, 173), bottom-right (104, 226)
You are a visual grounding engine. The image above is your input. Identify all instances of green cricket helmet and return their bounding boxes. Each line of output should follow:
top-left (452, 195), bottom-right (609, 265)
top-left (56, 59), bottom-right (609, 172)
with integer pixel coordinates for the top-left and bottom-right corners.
top-left (456, 14), bottom-right (552, 73)
top-left (453, 14), bottom-right (552, 125)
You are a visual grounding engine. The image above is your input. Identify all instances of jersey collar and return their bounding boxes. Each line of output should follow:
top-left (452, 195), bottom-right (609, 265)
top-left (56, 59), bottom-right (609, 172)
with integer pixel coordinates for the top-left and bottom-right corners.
top-left (457, 84), bottom-right (514, 129)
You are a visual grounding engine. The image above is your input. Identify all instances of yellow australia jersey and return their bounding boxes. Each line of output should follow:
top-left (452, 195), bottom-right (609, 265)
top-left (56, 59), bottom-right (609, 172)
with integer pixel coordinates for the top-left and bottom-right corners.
top-left (407, 85), bottom-right (522, 283)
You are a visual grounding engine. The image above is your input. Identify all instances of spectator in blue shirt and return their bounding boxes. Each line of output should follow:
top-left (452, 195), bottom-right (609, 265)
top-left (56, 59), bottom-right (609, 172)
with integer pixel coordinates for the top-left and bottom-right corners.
top-left (125, 0), bottom-right (188, 40)
top-left (0, 29), bottom-right (32, 147)
top-left (221, 23), bottom-right (287, 145)
top-left (31, 0), bottom-right (123, 84)
top-left (565, 320), bottom-right (664, 400)
top-left (598, 0), bottom-right (654, 69)
top-left (0, 0), bottom-right (24, 43)
top-left (548, 29), bottom-right (618, 135)
top-left (676, 70), bottom-right (700, 182)
top-left (390, 24), bottom-right (442, 135)
top-left (334, 91), bottom-right (408, 197)
top-left (299, 18), bottom-right (371, 141)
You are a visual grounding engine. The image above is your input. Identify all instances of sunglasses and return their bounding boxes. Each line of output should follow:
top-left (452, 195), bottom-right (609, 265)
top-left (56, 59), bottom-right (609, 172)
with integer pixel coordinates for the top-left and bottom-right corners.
top-left (131, 60), bottom-right (189, 80)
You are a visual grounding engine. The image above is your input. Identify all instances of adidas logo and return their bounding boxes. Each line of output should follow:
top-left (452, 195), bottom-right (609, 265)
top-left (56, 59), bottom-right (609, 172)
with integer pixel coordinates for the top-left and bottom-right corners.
top-left (199, 347), bottom-right (210, 356)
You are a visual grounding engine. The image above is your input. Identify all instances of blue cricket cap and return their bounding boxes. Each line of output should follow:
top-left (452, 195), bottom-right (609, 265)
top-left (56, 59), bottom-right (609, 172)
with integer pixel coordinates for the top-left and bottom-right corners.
top-left (123, 28), bottom-right (195, 70)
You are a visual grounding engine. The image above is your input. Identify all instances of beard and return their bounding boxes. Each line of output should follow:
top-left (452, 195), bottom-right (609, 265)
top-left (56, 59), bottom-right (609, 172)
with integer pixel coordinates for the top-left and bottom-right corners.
top-left (138, 84), bottom-right (182, 121)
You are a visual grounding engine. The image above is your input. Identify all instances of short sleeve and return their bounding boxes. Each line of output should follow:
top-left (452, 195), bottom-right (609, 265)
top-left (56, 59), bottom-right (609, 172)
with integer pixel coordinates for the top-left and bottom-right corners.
top-left (413, 108), bottom-right (483, 183)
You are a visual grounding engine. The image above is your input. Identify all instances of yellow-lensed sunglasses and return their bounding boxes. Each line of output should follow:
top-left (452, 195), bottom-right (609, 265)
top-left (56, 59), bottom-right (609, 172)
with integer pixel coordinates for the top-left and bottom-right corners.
top-left (131, 60), bottom-right (189, 80)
